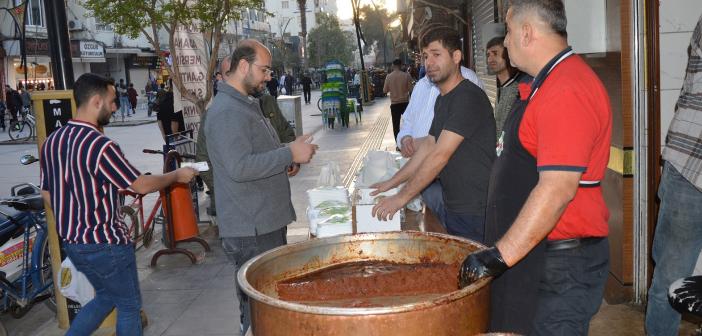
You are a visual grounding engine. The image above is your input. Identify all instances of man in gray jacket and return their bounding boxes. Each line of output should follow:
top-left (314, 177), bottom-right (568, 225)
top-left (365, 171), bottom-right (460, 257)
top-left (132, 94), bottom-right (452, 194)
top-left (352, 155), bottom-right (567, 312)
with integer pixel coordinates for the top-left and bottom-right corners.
top-left (204, 40), bottom-right (317, 333)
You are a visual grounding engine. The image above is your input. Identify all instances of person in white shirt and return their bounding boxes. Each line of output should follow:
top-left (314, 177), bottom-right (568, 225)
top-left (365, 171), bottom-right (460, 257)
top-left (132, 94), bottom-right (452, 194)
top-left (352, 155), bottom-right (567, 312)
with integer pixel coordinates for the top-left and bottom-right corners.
top-left (397, 65), bottom-right (484, 225)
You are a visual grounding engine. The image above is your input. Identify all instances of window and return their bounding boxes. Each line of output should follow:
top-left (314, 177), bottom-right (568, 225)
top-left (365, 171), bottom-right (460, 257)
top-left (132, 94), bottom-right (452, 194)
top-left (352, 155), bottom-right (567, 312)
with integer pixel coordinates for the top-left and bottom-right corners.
top-left (282, 1), bottom-right (289, 9)
top-left (16, 0), bottom-right (45, 27)
top-left (94, 18), bottom-right (113, 31)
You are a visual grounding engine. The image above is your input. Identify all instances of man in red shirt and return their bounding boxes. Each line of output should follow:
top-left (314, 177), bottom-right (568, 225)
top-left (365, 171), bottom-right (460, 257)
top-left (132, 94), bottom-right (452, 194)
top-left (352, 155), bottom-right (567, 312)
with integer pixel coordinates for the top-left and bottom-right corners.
top-left (459, 0), bottom-right (612, 334)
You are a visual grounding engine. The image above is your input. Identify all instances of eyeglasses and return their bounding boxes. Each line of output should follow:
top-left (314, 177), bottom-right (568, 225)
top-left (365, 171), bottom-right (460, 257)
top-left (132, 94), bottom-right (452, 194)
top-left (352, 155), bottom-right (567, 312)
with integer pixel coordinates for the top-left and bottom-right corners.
top-left (250, 63), bottom-right (273, 76)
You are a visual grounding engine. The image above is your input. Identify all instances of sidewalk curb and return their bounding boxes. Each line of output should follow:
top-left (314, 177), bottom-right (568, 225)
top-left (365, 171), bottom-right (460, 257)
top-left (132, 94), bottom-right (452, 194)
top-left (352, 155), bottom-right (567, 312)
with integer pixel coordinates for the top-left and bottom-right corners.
top-left (0, 139), bottom-right (36, 146)
top-left (105, 120), bottom-right (158, 127)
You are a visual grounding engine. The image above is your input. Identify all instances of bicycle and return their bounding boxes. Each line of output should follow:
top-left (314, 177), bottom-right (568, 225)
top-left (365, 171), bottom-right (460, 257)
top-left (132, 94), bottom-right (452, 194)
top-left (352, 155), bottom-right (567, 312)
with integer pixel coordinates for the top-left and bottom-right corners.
top-left (119, 185), bottom-right (162, 248)
top-left (8, 109), bottom-right (35, 141)
top-left (118, 149), bottom-right (197, 248)
top-left (0, 155), bottom-right (55, 319)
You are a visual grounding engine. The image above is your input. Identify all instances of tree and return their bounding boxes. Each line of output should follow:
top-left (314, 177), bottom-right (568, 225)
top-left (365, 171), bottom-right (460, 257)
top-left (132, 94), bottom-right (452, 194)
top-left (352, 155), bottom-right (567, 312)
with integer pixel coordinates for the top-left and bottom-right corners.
top-left (83, 0), bottom-right (264, 113)
top-left (358, 4), bottom-right (400, 65)
top-left (296, 0), bottom-right (308, 68)
top-left (307, 13), bottom-right (354, 68)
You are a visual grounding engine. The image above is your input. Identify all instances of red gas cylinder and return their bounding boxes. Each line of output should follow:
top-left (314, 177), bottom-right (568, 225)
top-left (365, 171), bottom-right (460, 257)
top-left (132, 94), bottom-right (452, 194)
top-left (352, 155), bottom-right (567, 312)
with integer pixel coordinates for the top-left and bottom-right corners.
top-left (161, 183), bottom-right (198, 241)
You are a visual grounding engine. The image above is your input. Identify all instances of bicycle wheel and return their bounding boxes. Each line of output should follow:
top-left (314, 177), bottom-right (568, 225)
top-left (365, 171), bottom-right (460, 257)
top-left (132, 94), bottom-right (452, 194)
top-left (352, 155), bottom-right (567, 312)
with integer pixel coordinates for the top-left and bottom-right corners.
top-left (120, 205), bottom-right (140, 243)
top-left (8, 121), bottom-right (31, 141)
top-left (141, 204), bottom-right (160, 248)
top-left (37, 236), bottom-right (56, 313)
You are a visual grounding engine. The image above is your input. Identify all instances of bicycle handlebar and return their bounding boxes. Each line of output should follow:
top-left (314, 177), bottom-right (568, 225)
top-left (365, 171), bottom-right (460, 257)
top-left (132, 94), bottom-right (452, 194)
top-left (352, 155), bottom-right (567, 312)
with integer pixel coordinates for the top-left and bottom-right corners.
top-left (142, 149), bottom-right (197, 160)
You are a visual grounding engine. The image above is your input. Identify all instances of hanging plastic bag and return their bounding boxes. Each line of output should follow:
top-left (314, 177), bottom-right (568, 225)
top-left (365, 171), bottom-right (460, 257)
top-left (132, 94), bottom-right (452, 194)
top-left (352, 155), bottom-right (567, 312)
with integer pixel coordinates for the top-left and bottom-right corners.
top-left (316, 161), bottom-right (342, 187)
top-left (59, 257), bottom-right (95, 306)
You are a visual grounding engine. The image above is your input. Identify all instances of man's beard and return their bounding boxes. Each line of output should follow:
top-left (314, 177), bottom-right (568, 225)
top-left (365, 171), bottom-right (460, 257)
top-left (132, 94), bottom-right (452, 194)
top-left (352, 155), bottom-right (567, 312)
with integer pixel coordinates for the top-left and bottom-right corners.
top-left (487, 64), bottom-right (505, 76)
top-left (97, 105), bottom-right (112, 126)
top-left (428, 69), bottom-right (450, 85)
top-left (244, 71), bottom-right (265, 96)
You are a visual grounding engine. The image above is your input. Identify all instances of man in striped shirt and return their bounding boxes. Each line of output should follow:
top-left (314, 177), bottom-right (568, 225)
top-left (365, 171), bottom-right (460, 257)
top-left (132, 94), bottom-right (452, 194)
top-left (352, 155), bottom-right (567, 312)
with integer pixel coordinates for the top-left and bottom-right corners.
top-left (646, 13), bottom-right (702, 336)
top-left (40, 73), bottom-right (197, 335)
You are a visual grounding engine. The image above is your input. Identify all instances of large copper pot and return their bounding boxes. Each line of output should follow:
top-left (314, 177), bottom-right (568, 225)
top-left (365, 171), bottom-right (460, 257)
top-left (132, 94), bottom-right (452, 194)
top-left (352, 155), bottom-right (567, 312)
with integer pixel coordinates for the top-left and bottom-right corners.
top-left (238, 231), bottom-right (491, 336)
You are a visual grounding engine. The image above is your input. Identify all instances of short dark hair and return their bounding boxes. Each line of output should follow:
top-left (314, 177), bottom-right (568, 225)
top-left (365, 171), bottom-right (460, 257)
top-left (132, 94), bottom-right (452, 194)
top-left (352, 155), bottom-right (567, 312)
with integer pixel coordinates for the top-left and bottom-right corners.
top-left (420, 26), bottom-right (462, 54)
top-left (486, 37), bottom-right (517, 75)
top-left (229, 43), bottom-right (257, 74)
top-left (486, 36), bottom-right (504, 50)
top-left (392, 59), bottom-right (402, 67)
top-left (509, 0), bottom-right (567, 38)
top-left (73, 73), bottom-right (113, 108)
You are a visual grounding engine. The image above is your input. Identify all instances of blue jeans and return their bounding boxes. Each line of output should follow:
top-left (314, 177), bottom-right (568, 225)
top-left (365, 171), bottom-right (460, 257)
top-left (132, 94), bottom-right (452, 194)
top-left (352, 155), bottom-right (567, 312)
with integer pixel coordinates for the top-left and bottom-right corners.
top-left (421, 180), bottom-right (446, 226)
top-left (444, 209), bottom-right (485, 243)
top-left (64, 243), bottom-right (142, 336)
top-left (221, 227), bottom-right (287, 334)
top-left (119, 96), bottom-right (131, 118)
top-left (646, 162), bottom-right (702, 336)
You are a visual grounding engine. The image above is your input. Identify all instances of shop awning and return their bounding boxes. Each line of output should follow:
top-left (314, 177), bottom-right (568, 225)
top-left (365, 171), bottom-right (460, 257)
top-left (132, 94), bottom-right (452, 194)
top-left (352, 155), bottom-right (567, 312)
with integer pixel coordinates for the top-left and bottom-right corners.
top-left (106, 47), bottom-right (142, 54)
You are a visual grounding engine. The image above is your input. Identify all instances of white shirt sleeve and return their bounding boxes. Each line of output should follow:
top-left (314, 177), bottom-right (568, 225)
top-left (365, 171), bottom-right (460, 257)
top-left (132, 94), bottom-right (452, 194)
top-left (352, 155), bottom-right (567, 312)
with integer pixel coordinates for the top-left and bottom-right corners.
top-left (396, 70), bottom-right (479, 147)
top-left (396, 78), bottom-right (429, 146)
top-left (460, 66), bottom-right (485, 91)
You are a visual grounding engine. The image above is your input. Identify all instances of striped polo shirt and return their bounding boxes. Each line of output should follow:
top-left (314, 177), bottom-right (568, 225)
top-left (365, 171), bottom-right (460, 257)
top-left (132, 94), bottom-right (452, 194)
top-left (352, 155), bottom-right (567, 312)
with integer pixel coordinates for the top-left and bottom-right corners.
top-left (40, 120), bottom-right (141, 244)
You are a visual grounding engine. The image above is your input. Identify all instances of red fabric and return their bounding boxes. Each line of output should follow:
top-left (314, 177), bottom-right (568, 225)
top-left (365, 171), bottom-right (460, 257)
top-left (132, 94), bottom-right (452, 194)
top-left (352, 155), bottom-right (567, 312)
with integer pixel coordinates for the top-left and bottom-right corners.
top-left (518, 55), bottom-right (612, 240)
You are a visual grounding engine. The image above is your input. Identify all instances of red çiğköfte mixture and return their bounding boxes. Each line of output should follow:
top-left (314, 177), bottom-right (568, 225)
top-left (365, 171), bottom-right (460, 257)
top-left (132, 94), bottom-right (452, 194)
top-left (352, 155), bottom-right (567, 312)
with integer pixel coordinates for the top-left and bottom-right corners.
top-left (276, 260), bottom-right (459, 302)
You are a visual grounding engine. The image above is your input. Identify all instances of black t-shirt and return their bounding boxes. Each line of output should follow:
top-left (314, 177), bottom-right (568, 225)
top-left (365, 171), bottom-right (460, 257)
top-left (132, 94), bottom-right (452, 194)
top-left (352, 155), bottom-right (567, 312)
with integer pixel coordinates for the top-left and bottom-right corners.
top-left (428, 79), bottom-right (496, 214)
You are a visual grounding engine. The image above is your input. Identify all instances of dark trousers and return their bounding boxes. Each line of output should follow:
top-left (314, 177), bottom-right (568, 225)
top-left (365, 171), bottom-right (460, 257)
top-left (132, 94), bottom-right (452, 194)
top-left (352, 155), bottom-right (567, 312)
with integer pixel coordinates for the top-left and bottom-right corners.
top-left (390, 102), bottom-right (409, 144)
top-left (530, 237), bottom-right (609, 335)
top-left (221, 227), bottom-right (287, 334)
top-left (303, 87), bottom-right (311, 103)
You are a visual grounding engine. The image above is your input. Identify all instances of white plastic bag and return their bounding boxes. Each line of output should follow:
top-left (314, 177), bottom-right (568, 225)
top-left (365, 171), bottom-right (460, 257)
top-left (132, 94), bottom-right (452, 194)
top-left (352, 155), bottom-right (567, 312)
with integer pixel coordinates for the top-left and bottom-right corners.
top-left (317, 161), bottom-right (342, 187)
top-left (59, 257), bottom-right (95, 306)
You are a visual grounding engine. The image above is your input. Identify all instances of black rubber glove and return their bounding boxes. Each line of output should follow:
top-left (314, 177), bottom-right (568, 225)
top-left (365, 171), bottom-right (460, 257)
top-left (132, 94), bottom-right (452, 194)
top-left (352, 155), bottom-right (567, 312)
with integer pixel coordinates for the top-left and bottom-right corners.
top-left (458, 246), bottom-right (509, 288)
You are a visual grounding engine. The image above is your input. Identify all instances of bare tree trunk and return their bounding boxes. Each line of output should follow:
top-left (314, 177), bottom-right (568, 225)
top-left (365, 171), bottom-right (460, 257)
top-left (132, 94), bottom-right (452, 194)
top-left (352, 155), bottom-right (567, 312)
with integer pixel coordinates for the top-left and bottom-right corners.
top-left (297, 0), bottom-right (307, 69)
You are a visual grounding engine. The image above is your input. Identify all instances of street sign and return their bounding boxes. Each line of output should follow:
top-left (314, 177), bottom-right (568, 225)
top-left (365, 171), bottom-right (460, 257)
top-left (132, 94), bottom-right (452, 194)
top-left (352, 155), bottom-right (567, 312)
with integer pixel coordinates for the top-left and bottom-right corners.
top-left (31, 90), bottom-right (75, 329)
top-left (42, 98), bottom-right (72, 135)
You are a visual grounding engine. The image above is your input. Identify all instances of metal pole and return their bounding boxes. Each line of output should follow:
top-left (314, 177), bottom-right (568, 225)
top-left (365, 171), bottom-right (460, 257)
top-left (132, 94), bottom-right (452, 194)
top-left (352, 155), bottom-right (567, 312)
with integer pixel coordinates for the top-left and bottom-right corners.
top-left (43, 0), bottom-right (74, 89)
top-left (351, 0), bottom-right (365, 71)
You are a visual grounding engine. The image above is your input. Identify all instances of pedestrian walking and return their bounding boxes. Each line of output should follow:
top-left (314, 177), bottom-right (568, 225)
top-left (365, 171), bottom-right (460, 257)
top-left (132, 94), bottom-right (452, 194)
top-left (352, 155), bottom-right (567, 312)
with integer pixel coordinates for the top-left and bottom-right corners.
top-left (127, 83), bottom-right (138, 115)
top-left (19, 86), bottom-right (31, 115)
top-left (39, 73), bottom-right (197, 336)
top-left (267, 75), bottom-right (279, 98)
top-left (285, 72), bottom-right (294, 95)
top-left (383, 59), bottom-right (414, 145)
top-left (0, 100), bottom-right (6, 131)
top-left (301, 73), bottom-right (312, 104)
top-left (4, 85), bottom-right (21, 123)
top-left (117, 79), bottom-right (131, 119)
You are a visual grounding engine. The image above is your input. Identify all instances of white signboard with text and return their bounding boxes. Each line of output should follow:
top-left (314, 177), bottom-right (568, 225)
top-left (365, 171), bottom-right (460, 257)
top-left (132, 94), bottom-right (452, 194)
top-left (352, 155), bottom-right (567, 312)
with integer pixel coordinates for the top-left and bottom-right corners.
top-left (172, 23), bottom-right (208, 141)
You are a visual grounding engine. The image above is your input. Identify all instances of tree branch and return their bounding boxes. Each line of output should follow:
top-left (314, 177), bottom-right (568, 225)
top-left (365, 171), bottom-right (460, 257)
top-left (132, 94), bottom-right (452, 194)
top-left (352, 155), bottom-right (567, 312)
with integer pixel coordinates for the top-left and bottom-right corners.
top-left (414, 0), bottom-right (467, 25)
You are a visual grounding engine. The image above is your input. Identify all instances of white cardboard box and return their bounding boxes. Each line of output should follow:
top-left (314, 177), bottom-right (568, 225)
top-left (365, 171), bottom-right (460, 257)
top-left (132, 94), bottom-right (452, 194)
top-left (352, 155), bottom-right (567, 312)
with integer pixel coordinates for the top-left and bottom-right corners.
top-left (355, 204), bottom-right (401, 233)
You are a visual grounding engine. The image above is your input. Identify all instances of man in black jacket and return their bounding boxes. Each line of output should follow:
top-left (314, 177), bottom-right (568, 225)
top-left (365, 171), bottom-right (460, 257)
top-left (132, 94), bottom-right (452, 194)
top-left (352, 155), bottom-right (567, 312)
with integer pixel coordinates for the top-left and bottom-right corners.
top-left (4, 85), bottom-right (21, 124)
top-left (301, 73), bottom-right (312, 104)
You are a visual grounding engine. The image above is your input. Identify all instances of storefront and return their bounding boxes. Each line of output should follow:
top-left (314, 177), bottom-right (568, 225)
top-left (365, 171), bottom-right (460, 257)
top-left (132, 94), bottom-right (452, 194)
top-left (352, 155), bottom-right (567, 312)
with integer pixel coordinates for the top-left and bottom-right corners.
top-left (1, 39), bottom-right (105, 90)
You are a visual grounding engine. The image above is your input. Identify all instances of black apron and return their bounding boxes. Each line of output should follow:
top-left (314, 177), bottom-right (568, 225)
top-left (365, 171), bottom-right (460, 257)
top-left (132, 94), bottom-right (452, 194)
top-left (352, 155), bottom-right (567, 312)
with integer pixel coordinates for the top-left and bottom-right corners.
top-left (485, 47), bottom-right (575, 334)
